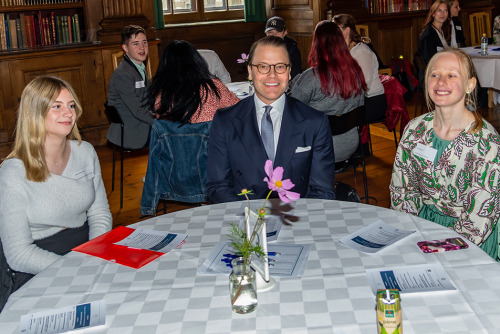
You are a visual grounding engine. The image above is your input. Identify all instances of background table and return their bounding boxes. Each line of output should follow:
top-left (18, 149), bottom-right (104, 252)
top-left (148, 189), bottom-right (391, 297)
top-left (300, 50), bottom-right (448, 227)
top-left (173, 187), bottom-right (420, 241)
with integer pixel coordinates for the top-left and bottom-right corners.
top-left (1, 199), bottom-right (500, 333)
top-left (226, 81), bottom-right (251, 99)
top-left (462, 46), bottom-right (500, 107)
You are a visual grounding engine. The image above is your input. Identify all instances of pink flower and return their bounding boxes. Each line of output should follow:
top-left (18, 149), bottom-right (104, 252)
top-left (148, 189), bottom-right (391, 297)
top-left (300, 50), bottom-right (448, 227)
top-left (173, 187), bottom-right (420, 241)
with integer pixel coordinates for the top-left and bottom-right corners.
top-left (263, 160), bottom-right (300, 203)
top-left (237, 53), bottom-right (249, 64)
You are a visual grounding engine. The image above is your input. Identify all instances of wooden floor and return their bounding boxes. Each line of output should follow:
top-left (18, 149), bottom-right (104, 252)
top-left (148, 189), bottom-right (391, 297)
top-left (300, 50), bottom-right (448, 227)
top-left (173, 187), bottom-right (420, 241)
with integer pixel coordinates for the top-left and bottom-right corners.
top-left (98, 94), bottom-right (500, 228)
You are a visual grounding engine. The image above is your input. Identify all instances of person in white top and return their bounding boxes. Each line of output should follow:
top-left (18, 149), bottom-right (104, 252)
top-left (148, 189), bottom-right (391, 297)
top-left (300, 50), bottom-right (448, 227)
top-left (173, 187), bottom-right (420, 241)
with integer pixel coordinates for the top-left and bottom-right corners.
top-left (0, 76), bottom-right (112, 310)
top-left (447, 0), bottom-right (465, 47)
top-left (333, 14), bottom-right (387, 123)
top-left (198, 49), bottom-right (232, 84)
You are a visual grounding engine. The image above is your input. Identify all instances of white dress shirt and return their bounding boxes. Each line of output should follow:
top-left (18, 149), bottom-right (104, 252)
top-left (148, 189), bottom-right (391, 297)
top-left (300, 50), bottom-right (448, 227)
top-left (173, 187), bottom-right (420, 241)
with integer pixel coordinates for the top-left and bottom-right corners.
top-left (254, 94), bottom-right (286, 154)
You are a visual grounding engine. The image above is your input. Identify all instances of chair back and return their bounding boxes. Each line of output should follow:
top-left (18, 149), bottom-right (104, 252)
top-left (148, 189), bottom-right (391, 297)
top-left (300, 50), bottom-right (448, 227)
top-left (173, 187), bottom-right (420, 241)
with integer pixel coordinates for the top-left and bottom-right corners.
top-left (470, 12), bottom-right (491, 45)
top-left (111, 50), bottom-right (153, 79)
top-left (328, 106), bottom-right (364, 137)
top-left (104, 102), bottom-right (124, 125)
top-left (378, 68), bottom-right (392, 76)
top-left (355, 24), bottom-right (369, 38)
top-left (413, 52), bottom-right (426, 90)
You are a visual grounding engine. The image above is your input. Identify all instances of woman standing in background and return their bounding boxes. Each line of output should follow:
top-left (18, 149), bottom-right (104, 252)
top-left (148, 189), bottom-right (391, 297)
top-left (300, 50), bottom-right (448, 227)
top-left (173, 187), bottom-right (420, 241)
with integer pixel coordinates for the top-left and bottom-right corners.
top-left (448, 0), bottom-right (466, 47)
top-left (333, 14), bottom-right (387, 124)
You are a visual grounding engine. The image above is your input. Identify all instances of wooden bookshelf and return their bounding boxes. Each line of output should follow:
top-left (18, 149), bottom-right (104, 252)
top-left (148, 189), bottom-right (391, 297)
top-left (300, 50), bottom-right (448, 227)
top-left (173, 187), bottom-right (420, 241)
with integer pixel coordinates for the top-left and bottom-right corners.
top-left (0, 0), bottom-right (85, 51)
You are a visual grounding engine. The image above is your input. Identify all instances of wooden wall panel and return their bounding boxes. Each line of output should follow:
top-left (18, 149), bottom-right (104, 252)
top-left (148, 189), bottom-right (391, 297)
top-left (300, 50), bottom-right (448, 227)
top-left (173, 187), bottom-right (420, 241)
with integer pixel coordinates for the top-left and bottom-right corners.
top-left (8, 52), bottom-right (107, 131)
top-left (157, 22), bottom-right (263, 82)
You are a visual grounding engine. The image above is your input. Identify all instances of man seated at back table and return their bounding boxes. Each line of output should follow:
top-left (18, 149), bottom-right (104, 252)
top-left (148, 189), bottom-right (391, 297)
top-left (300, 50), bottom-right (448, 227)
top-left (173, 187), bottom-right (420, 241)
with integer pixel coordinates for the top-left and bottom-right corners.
top-left (206, 36), bottom-right (336, 203)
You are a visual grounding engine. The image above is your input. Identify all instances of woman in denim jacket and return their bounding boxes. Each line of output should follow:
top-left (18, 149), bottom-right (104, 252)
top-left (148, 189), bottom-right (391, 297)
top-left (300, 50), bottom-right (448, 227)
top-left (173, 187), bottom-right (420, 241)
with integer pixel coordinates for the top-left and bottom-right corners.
top-left (141, 41), bottom-right (239, 215)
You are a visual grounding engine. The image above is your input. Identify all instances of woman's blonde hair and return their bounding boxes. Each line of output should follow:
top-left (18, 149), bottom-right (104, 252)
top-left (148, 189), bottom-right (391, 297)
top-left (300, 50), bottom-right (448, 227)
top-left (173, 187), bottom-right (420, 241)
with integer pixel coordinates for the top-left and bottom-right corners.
top-left (4, 76), bottom-right (82, 182)
top-left (424, 48), bottom-right (483, 133)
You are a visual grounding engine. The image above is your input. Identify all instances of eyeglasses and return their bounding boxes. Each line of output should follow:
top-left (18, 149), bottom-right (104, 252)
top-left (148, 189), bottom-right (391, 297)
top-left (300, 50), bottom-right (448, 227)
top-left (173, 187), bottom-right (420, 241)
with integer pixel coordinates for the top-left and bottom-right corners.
top-left (250, 63), bottom-right (290, 74)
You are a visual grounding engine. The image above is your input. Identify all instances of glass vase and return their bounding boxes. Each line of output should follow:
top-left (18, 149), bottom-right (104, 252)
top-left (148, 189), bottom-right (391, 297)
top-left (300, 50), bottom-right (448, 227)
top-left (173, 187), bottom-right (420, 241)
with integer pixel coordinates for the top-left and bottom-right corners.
top-left (229, 257), bottom-right (257, 314)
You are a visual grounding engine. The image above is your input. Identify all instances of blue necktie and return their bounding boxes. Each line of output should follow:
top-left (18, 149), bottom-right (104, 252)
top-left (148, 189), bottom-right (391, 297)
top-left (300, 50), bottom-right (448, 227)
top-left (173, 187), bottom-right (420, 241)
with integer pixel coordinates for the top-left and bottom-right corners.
top-left (261, 105), bottom-right (274, 162)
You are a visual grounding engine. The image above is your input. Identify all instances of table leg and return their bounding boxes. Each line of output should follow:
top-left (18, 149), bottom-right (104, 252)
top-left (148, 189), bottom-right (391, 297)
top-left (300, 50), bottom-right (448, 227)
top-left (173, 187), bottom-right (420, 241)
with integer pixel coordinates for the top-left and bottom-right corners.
top-left (488, 88), bottom-right (494, 109)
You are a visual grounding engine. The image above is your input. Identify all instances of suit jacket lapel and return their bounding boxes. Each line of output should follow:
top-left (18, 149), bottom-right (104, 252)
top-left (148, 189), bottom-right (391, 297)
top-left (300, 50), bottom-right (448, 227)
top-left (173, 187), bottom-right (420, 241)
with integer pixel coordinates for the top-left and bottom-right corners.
top-left (275, 97), bottom-right (309, 168)
top-left (232, 98), bottom-right (270, 170)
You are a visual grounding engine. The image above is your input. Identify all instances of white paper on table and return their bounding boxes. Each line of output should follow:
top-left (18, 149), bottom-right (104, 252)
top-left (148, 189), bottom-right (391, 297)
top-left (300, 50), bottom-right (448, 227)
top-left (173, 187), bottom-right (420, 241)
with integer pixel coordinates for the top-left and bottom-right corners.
top-left (366, 263), bottom-right (456, 294)
top-left (339, 220), bottom-right (415, 253)
top-left (19, 300), bottom-right (106, 334)
top-left (198, 241), bottom-right (310, 277)
top-left (113, 229), bottom-right (187, 253)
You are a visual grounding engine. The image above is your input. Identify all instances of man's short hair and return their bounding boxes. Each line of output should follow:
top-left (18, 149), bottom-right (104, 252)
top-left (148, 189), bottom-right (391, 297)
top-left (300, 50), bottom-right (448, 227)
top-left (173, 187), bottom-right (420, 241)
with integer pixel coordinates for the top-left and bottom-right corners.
top-left (265, 16), bottom-right (286, 33)
top-left (121, 25), bottom-right (146, 45)
top-left (248, 36), bottom-right (289, 65)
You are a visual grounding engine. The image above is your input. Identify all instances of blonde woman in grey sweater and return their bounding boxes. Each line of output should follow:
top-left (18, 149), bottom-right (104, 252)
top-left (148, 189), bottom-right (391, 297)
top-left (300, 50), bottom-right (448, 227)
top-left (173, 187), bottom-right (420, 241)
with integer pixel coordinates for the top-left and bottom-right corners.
top-left (0, 76), bottom-right (111, 310)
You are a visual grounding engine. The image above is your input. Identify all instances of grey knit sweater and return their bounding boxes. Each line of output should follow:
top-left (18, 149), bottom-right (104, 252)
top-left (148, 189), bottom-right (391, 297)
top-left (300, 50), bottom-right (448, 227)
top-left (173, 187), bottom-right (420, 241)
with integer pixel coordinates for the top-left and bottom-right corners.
top-left (289, 67), bottom-right (364, 161)
top-left (0, 140), bottom-right (112, 274)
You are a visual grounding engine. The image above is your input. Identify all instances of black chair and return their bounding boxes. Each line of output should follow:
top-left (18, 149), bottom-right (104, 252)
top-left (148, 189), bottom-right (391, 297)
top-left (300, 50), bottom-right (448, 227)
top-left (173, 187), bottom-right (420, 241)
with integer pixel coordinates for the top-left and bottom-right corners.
top-left (365, 108), bottom-right (398, 156)
top-left (413, 53), bottom-right (427, 118)
top-left (104, 102), bottom-right (125, 208)
top-left (329, 106), bottom-right (374, 204)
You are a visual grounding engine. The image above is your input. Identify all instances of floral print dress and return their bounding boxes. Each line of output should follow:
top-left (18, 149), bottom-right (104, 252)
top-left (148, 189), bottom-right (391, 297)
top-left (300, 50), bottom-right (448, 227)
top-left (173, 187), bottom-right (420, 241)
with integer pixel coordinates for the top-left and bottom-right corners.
top-left (390, 112), bottom-right (500, 259)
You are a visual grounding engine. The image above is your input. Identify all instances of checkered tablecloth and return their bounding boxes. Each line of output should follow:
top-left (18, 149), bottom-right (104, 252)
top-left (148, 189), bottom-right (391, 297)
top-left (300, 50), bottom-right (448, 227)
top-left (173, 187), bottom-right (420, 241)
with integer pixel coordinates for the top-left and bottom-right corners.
top-left (1, 199), bottom-right (500, 333)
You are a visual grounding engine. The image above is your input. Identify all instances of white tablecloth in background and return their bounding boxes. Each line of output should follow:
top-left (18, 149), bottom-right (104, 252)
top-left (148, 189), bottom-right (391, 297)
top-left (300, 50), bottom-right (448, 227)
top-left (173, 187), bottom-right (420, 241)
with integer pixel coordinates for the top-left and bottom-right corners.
top-left (1, 199), bottom-right (500, 333)
top-left (462, 46), bottom-right (500, 105)
top-left (226, 81), bottom-right (251, 99)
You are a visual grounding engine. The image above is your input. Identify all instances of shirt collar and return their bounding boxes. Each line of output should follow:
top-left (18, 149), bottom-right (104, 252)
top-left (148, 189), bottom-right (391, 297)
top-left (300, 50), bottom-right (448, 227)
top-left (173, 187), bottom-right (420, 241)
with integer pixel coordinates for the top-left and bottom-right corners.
top-left (254, 93), bottom-right (286, 115)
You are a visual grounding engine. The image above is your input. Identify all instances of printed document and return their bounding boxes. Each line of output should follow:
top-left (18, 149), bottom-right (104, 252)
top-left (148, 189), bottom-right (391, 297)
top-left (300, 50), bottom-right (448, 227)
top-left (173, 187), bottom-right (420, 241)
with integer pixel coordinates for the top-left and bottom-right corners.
top-left (19, 300), bottom-right (105, 334)
top-left (366, 263), bottom-right (456, 294)
top-left (114, 229), bottom-right (187, 253)
top-left (339, 220), bottom-right (415, 253)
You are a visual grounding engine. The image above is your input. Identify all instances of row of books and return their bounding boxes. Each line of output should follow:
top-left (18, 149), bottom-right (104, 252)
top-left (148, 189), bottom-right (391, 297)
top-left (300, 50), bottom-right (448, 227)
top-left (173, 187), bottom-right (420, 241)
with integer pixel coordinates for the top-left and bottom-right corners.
top-left (0, 11), bottom-right (81, 50)
top-left (1, 0), bottom-right (81, 6)
top-left (364, 0), bottom-right (432, 15)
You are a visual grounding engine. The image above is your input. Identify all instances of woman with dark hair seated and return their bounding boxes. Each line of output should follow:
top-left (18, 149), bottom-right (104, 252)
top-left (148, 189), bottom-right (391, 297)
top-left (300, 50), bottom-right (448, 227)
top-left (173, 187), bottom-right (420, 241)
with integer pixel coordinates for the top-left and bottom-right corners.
top-left (333, 14), bottom-right (387, 124)
top-left (148, 40), bottom-right (239, 123)
top-left (141, 40), bottom-right (240, 215)
top-left (289, 20), bottom-right (367, 162)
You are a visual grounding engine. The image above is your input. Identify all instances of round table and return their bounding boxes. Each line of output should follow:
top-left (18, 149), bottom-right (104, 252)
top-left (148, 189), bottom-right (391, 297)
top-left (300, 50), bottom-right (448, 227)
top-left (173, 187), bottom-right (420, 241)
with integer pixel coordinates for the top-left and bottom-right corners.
top-left (1, 199), bottom-right (500, 333)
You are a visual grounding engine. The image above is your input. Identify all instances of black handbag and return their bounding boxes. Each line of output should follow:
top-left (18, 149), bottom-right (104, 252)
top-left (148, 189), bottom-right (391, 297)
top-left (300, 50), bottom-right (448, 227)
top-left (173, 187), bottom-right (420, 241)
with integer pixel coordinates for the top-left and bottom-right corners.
top-left (335, 181), bottom-right (361, 203)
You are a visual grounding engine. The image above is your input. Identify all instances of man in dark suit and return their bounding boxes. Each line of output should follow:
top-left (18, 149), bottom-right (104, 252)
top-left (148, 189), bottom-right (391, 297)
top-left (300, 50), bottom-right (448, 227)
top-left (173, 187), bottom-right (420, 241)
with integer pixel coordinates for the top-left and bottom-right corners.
top-left (106, 25), bottom-right (154, 149)
top-left (207, 36), bottom-right (335, 203)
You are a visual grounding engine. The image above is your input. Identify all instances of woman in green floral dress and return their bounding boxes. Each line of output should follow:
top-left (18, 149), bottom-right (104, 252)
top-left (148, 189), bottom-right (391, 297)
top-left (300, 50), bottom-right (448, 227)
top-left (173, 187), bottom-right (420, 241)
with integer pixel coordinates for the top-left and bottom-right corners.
top-left (390, 48), bottom-right (500, 260)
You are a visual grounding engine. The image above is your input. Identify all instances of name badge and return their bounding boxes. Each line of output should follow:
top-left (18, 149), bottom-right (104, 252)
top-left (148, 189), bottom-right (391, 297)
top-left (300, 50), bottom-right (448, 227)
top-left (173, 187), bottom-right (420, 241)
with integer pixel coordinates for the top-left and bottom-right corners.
top-left (73, 166), bottom-right (94, 182)
top-left (456, 26), bottom-right (462, 31)
top-left (135, 80), bottom-right (145, 89)
top-left (414, 143), bottom-right (437, 162)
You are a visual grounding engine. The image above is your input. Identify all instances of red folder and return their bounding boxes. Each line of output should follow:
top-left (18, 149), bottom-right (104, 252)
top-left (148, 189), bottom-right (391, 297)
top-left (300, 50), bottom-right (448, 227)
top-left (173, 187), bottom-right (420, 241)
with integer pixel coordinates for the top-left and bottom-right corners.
top-left (72, 226), bottom-right (163, 269)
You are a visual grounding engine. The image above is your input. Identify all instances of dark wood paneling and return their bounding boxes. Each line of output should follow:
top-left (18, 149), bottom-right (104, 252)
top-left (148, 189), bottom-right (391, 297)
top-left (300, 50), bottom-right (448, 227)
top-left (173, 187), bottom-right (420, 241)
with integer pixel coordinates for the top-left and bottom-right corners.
top-left (157, 22), bottom-right (262, 82)
top-left (0, 41), bottom-right (160, 157)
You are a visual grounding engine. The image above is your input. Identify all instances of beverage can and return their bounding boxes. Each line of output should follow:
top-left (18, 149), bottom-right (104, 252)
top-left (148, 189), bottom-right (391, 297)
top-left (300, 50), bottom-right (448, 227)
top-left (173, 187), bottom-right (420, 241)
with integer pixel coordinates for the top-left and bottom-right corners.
top-left (376, 289), bottom-right (402, 334)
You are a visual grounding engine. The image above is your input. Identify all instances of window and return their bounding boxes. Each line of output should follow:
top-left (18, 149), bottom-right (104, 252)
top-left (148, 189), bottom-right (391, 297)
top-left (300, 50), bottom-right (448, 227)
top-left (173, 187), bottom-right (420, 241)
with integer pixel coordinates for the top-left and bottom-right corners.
top-left (163, 0), bottom-right (244, 24)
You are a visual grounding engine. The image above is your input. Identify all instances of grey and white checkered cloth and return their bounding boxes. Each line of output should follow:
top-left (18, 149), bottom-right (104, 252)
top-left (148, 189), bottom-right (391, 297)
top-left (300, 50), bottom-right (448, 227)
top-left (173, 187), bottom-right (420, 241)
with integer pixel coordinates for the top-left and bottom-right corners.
top-left (1, 199), bottom-right (499, 333)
